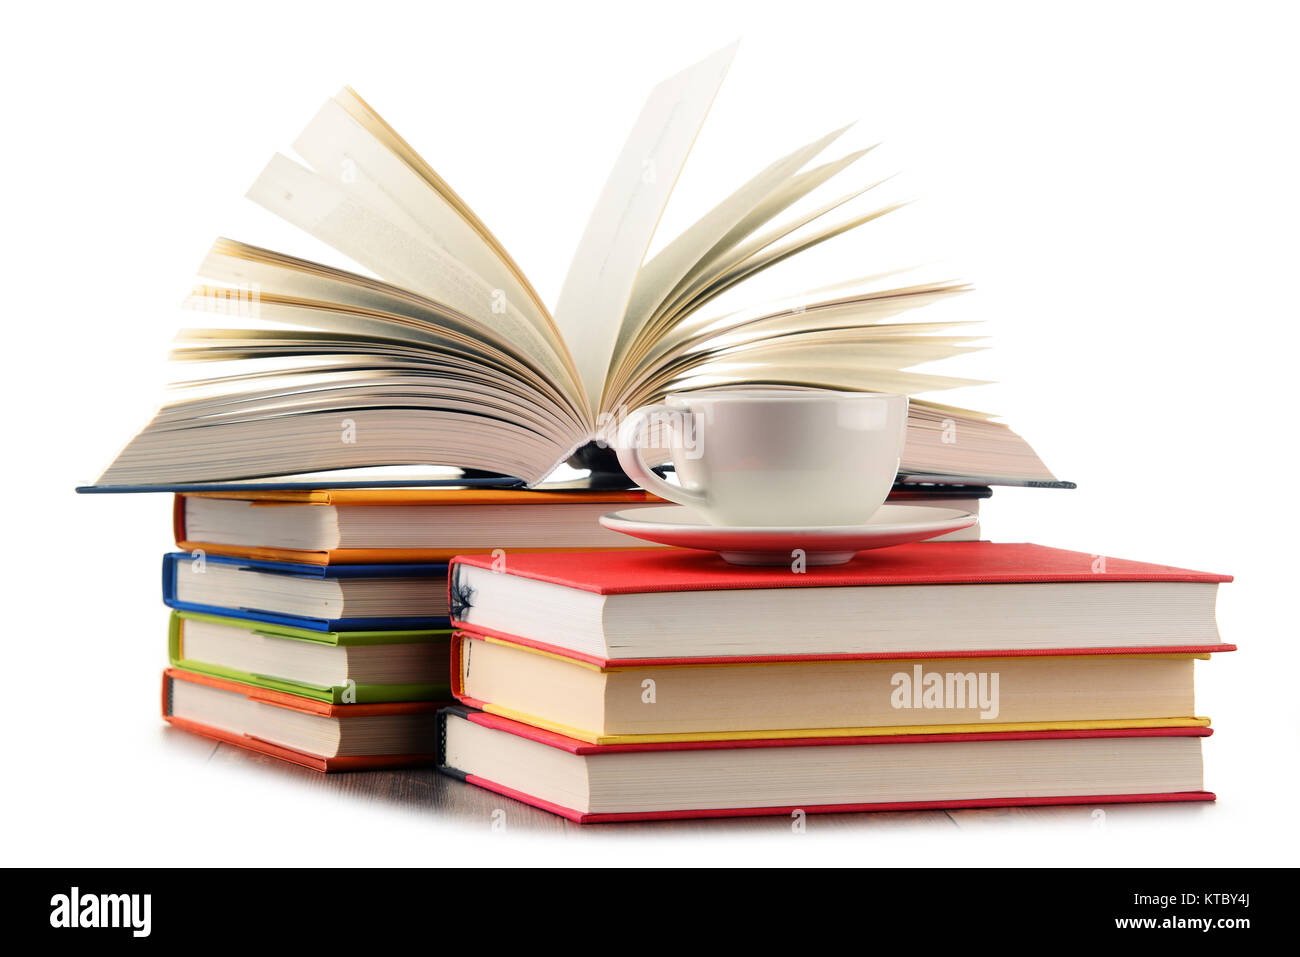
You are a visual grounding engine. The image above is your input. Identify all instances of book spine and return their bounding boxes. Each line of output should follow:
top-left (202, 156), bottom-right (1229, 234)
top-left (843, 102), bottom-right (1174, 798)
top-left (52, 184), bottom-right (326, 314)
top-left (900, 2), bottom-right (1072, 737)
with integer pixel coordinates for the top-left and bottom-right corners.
top-left (435, 705), bottom-right (477, 782)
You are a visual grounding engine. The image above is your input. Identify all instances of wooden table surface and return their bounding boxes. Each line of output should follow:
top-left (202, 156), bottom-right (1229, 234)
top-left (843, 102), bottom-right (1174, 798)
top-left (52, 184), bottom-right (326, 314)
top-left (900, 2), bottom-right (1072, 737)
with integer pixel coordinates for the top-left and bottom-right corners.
top-left (177, 728), bottom-right (1212, 837)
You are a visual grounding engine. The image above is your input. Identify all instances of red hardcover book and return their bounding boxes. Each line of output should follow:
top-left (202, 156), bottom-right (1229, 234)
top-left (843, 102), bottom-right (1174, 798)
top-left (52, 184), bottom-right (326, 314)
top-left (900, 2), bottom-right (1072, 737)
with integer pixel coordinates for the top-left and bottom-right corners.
top-left (449, 542), bottom-right (1234, 666)
top-left (162, 668), bottom-right (446, 772)
top-left (437, 706), bottom-right (1216, 824)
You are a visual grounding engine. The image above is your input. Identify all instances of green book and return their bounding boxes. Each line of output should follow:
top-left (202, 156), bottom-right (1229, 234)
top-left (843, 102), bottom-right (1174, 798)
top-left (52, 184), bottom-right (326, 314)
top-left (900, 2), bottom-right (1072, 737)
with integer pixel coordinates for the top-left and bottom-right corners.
top-left (169, 610), bottom-right (452, 704)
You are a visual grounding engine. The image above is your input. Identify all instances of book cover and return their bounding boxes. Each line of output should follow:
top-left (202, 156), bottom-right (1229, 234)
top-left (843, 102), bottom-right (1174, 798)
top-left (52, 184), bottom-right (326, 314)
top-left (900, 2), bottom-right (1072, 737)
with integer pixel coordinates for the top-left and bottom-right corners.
top-left (451, 540), bottom-right (1232, 596)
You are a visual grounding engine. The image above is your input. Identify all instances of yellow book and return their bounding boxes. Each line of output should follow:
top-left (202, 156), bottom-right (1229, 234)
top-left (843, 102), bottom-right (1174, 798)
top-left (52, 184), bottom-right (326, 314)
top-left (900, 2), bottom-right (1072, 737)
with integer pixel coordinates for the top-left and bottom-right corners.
top-left (454, 632), bottom-right (1212, 746)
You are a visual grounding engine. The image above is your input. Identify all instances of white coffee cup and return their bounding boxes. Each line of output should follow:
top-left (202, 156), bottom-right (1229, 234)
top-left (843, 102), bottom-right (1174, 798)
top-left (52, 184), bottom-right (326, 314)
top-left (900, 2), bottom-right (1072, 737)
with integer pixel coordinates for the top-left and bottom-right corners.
top-left (615, 388), bottom-right (909, 527)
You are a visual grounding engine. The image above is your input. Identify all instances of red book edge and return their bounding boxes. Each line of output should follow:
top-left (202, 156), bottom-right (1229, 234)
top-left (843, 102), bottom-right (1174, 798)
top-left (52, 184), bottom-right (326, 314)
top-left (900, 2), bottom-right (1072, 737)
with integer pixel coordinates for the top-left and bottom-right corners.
top-left (459, 777), bottom-right (1217, 825)
top-left (163, 667), bottom-right (445, 717)
top-left (163, 714), bottom-right (440, 772)
top-left (449, 543), bottom-right (1233, 596)
top-left (450, 626), bottom-right (1235, 670)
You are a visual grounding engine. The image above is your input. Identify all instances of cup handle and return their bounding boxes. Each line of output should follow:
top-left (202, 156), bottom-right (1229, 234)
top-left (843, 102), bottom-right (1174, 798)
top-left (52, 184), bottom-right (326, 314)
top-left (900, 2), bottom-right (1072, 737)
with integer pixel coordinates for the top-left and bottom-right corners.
top-left (615, 403), bottom-right (708, 509)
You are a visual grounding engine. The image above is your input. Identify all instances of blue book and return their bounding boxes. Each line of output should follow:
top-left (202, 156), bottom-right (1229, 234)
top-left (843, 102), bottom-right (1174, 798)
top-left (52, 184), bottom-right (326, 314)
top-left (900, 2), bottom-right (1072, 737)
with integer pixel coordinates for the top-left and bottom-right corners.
top-left (162, 551), bottom-right (450, 631)
top-left (78, 475), bottom-right (523, 493)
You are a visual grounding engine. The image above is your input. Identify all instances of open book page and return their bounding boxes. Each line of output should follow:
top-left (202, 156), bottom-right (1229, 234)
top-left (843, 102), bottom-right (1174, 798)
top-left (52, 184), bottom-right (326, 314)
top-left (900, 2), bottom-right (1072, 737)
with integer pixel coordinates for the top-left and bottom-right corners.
top-left (291, 92), bottom-right (584, 405)
top-left (607, 145), bottom-right (879, 398)
top-left (631, 266), bottom-right (921, 357)
top-left (95, 407), bottom-right (569, 487)
top-left (332, 88), bottom-right (564, 354)
top-left (101, 327), bottom-right (586, 486)
top-left (607, 186), bottom-right (900, 404)
top-left (552, 42), bottom-right (738, 412)
top-left (900, 403), bottom-right (1057, 485)
top-left (154, 359), bottom-right (575, 439)
top-left (91, 234), bottom-right (596, 487)
top-left (245, 154), bottom-right (567, 381)
top-left (195, 240), bottom-right (581, 418)
top-left (616, 335), bottom-right (985, 413)
top-left (660, 289), bottom-right (975, 358)
top-left (170, 323), bottom-right (579, 437)
top-left (658, 193), bottom-right (906, 335)
top-left (615, 351), bottom-right (988, 419)
top-left (608, 125), bottom-right (854, 379)
top-left (610, 280), bottom-right (973, 410)
top-left (246, 102), bottom-right (583, 416)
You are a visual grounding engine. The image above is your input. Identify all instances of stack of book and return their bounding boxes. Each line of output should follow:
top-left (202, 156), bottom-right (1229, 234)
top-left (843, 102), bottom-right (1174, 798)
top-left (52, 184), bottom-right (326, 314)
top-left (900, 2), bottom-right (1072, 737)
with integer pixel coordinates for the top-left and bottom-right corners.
top-left (158, 483), bottom-right (991, 770)
top-left (159, 486), bottom-right (658, 770)
top-left (439, 543), bottom-right (1233, 823)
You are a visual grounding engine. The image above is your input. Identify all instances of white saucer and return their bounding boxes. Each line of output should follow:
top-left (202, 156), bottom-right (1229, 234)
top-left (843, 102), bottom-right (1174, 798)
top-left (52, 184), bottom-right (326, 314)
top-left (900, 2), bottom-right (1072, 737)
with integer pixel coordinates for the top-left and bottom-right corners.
top-left (599, 504), bottom-right (978, 566)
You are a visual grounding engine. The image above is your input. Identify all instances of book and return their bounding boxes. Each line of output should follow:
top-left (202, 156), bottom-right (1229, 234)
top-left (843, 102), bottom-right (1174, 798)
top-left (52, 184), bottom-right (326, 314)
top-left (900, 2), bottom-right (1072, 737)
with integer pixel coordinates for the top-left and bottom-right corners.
top-left (87, 44), bottom-right (1067, 492)
top-left (437, 707), bottom-right (1214, 823)
top-left (162, 551), bottom-right (451, 629)
top-left (452, 632), bottom-right (1212, 744)
top-left (449, 543), bottom-right (1234, 663)
top-left (162, 667), bottom-right (443, 771)
top-left (172, 487), bottom-right (661, 564)
top-left (169, 611), bottom-right (452, 703)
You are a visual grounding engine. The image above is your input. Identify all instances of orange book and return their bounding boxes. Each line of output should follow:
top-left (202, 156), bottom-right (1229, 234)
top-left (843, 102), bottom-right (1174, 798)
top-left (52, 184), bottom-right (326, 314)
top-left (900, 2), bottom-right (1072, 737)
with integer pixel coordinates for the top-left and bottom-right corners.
top-left (162, 668), bottom-right (446, 772)
top-left (173, 487), bottom-right (661, 564)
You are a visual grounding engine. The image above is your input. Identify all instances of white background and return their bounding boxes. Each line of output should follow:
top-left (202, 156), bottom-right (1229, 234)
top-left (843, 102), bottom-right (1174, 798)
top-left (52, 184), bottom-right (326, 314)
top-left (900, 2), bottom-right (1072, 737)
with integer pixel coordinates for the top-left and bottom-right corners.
top-left (2, 0), bottom-right (1297, 865)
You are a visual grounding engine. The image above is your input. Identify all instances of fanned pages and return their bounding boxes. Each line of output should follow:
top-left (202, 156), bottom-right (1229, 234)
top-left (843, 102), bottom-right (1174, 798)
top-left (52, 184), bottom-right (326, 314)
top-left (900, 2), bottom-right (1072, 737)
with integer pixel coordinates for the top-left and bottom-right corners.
top-left (554, 42), bottom-right (739, 411)
top-left (90, 44), bottom-right (1066, 490)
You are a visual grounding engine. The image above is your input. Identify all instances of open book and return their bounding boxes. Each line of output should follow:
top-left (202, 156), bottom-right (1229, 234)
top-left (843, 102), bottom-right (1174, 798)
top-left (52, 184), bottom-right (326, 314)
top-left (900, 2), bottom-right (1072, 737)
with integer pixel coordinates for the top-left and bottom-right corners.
top-left (90, 43), bottom-right (1065, 491)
